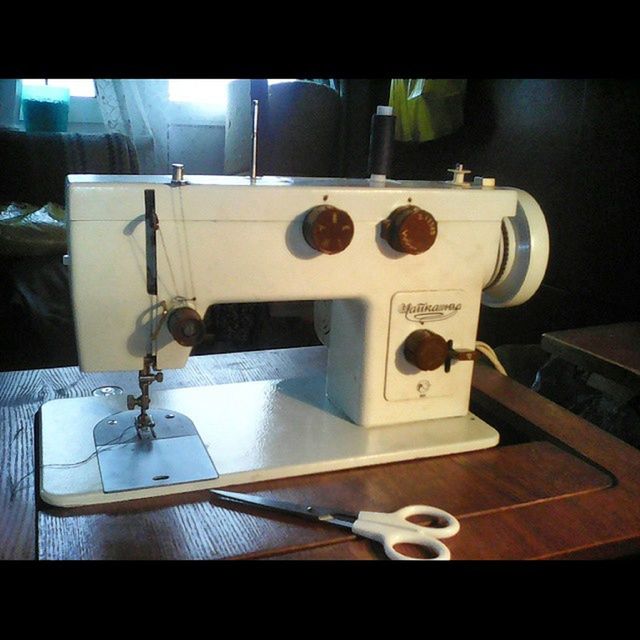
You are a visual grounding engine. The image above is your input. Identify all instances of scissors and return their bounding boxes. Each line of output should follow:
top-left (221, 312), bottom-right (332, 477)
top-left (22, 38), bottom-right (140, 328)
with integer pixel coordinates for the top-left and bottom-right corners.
top-left (211, 489), bottom-right (460, 560)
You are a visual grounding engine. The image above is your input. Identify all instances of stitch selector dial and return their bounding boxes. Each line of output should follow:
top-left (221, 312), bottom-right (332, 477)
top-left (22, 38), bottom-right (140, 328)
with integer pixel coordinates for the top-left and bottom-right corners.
top-left (404, 329), bottom-right (449, 371)
top-left (404, 329), bottom-right (477, 372)
top-left (381, 205), bottom-right (437, 254)
top-left (303, 205), bottom-right (354, 254)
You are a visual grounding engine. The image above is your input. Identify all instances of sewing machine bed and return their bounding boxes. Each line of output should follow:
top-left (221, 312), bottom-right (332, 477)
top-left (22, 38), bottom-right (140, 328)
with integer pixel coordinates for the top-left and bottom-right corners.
top-left (39, 375), bottom-right (498, 506)
top-left (5, 346), bottom-right (640, 560)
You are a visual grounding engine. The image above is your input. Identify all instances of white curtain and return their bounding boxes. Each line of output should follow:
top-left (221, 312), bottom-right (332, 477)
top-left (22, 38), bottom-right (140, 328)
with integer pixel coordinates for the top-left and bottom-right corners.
top-left (94, 79), bottom-right (169, 174)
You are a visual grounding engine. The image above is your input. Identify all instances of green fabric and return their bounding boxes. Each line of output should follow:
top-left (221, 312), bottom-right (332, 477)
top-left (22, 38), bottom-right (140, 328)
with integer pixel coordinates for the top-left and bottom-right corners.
top-left (389, 79), bottom-right (467, 142)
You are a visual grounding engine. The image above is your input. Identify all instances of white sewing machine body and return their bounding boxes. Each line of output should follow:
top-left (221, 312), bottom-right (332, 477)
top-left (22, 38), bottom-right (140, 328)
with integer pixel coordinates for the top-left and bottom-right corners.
top-left (39, 173), bottom-right (548, 506)
top-left (69, 175), bottom-right (518, 425)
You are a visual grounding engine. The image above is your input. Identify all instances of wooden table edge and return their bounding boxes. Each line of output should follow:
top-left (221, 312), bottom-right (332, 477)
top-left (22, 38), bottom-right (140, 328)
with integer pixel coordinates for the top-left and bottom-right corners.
top-left (10, 347), bottom-right (640, 560)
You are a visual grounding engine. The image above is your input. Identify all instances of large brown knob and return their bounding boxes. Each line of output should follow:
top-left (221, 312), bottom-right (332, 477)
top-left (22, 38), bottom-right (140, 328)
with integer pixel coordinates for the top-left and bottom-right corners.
top-left (404, 329), bottom-right (449, 371)
top-left (167, 307), bottom-right (205, 347)
top-left (303, 205), bottom-right (354, 254)
top-left (381, 205), bottom-right (437, 254)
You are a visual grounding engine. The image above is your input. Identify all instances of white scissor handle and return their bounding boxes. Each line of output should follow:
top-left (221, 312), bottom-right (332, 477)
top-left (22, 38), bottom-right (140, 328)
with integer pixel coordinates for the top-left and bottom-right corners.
top-left (352, 505), bottom-right (460, 561)
top-left (390, 505), bottom-right (460, 538)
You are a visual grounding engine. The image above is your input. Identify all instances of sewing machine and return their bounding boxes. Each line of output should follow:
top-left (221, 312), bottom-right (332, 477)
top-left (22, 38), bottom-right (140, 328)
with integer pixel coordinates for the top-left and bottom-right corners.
top-left (37, 163), bottom-right (548, 506)
top-left (38, 98), bottom-right (549, 508)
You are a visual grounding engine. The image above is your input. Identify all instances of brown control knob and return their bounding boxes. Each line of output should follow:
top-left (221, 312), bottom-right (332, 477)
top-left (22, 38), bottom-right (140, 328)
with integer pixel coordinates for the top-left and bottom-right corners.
top-left (303, 205), bottom-right (354, 254)
top-left (404, 329), bottom-right (449, 371)
top-left (167, 307), bottom-right (205, 347)
top-left (381, 205), bottom-right (437, 254)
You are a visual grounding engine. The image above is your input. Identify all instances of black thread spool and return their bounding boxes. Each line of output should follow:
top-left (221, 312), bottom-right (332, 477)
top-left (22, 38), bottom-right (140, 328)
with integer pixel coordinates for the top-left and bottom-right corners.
top-left (368, 105), bottom-right (396, 181)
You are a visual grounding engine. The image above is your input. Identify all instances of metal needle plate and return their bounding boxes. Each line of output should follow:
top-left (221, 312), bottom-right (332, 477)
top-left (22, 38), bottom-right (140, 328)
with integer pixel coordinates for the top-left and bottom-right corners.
top-left (94, 409), bottom-right (218, 493)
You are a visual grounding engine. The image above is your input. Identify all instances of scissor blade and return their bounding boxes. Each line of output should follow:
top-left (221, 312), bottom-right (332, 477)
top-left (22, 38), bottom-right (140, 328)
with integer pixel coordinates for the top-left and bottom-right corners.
top-left (211, 489), bottom-right (352, 525)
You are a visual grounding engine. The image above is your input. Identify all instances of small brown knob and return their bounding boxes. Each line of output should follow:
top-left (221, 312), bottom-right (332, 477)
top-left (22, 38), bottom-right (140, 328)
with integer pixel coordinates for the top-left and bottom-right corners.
top-left (303, 205), bottom-right (354, 254)
top-left (381, 205), bottom-right (437, 254)
top-left (404, 329), bottom-right (449, 371)
top-left (167, 307), bottom-right (205, 347)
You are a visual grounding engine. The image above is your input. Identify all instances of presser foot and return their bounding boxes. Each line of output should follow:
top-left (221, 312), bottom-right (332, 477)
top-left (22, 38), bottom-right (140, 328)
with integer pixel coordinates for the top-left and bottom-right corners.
top-left (133, 413), bottom-right (157, 439)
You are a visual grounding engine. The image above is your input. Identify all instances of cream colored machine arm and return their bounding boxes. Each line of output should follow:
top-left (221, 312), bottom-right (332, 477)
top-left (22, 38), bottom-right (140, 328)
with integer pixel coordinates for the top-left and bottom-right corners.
top-left (66, 174), bottom-right (547, 428)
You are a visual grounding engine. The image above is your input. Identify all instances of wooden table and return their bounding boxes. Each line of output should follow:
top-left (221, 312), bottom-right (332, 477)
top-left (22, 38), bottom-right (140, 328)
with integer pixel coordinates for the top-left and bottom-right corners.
top-left (541, 322), bottom-right (640, 397)
top-left (3, 345), bottom-right (640, 560)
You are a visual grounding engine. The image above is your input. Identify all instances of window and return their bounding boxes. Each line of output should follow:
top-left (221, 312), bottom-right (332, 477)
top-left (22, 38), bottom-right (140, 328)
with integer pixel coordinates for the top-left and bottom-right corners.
top-left (22, 79), bottom-right (96, 97)
top-left (20, 79), bottom-right (101, 124)
top-left (18, 79), bottom-right (300, 128)
top-left (168, 79), bottom-right (297, 125)
top-left (169, 79), bottom-right (231, 106)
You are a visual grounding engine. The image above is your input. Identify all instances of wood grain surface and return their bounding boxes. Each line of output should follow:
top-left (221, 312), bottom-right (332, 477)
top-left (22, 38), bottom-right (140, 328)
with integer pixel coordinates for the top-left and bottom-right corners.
top-left (2, 347), bottom-right (325, 560)
top-left (541, 322), bottom-right (640, 387)
top-left (0, 371), bottom-right (38, 560)
top-left (36, 440), bottom-right (610, 560)
top-left (3, 345), bottom-right (640, 561)
top-left (469, 363), bottom-right (640, 559)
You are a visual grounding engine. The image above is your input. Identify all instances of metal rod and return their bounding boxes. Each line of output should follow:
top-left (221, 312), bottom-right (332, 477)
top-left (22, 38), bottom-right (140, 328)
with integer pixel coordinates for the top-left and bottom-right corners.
top-left (251, 99), bottom-right (259, 182)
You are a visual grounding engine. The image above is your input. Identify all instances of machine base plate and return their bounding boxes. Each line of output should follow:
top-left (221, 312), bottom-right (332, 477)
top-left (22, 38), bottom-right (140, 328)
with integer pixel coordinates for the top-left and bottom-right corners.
top-left (39, 376), bottom-right (499, 507)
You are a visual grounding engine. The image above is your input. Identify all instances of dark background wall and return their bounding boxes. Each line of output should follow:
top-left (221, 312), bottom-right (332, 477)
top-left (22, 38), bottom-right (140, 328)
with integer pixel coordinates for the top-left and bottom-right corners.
top-left (390, 79), bottom-right (640, 346)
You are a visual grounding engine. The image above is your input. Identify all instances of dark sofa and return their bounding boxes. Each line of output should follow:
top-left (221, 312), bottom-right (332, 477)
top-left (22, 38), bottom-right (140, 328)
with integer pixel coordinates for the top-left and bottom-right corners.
top-left (0, 129), bottom-right (139, 370)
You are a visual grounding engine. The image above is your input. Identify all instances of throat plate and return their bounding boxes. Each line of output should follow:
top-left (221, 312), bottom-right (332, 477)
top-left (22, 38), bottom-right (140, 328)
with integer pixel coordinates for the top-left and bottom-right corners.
top-left (94, 409), bottom-right (218, 493)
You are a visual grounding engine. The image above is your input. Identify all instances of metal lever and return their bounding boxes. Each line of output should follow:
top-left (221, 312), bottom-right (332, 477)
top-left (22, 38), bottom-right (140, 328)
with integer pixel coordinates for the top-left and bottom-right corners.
top-left (444, 341), bottom-right (478, 373)
top-left (144, 189), bottom-right (159, 296)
